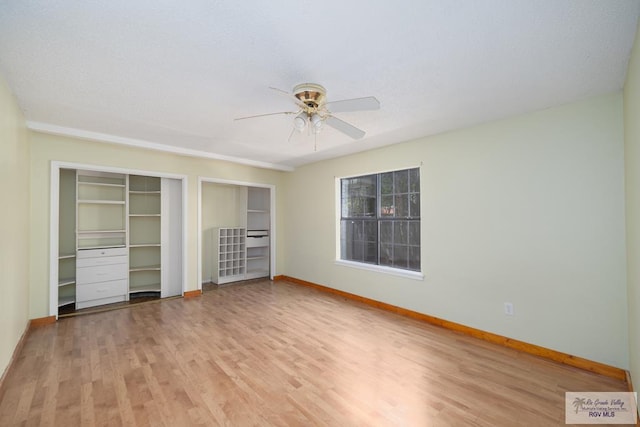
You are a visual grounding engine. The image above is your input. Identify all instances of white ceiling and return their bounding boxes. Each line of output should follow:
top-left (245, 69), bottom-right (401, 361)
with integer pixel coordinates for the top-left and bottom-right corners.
top-left (0, 1), bottom-right (639, 171)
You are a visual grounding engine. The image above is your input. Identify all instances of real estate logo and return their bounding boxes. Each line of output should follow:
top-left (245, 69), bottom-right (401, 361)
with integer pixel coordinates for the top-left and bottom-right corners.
top-left (565, 392), bottom-right (637, 424)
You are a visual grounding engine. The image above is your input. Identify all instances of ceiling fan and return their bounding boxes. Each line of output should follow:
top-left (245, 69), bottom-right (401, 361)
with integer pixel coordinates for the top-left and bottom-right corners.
top-left (234, 83), bottom-right (379, 147)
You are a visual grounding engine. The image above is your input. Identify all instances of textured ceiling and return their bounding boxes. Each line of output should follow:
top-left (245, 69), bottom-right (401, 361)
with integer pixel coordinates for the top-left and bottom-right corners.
top-left (0, 1), bottom-right (639, 171)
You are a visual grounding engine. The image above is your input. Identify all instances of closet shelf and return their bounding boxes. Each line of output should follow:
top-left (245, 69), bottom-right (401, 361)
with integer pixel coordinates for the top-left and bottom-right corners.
top-left (58, 296), bottom-right (75, 307)
top-left (78, 182), bottom-right (125, 188)
top-left (129, 284), bottom-right (161, 293)
top-left (78, 229), bottom-right (126, 234)
top-left (58, 253), bottom-right (76, 259)
top-left (77, 200), bottom-right (125, 205)
top-left (130, 264), bottom-right (161, 272)
top-left (58, 278), bottom-right (76, 287)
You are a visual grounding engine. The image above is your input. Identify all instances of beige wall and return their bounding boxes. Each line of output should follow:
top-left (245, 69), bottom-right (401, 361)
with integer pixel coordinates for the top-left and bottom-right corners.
top-left (201, 182), bottom-right (246, 282)
top-left (0, 75), bottom-right (30, 376)
top-left (624, 23), bottom-right (640, 396)
top-left (282, 93), bottom-right (629, 368)
top-left (29, 132), bottom-right (285, 318)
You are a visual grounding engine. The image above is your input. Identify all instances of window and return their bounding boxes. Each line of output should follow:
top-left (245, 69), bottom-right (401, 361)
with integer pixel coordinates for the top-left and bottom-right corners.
top-left (340, 167), bottom-right (420, 272)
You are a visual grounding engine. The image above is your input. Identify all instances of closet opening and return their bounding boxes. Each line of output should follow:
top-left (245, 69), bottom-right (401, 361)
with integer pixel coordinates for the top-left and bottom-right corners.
top-left (50, 163), bottom-right (186, 317)
top-left (199, 179), bottom-right (275, 290)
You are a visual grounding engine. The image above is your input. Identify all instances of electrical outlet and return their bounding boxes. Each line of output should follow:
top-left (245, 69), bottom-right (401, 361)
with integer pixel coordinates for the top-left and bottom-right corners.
top-left (504, 302), bottom-right (514, 316)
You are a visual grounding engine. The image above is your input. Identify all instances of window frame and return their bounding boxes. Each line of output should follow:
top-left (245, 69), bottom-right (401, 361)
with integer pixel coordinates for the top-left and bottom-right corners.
top-left (335, 167), bottom-right (424, 281)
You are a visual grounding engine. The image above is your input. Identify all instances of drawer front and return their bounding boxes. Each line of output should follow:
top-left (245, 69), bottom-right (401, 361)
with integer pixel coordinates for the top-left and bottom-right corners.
top-left (76, 279), bottom-right (127, 302)
top-left (77, 247), bottom-right (128, 259)
top-left (77, 263), bottom-right (128, 284)
top-left (246, 236), bottom-right (269, 247)
top-left (77, 254), bottom-right (127, 268)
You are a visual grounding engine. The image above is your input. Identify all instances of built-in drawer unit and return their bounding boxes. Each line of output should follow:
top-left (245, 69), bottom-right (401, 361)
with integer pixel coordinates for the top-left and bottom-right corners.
top-left (76, 247), bottom-right (128, 309)
top-left (77, 254), bottom-right (127, 268)
top-left (246, 236), bottom-right (269, 248)
top-left (76, 279), bottom-right (128, 303)
top-left (77, 247), bottom-right (127, 262)
top-left (77, 263), bottom-right (128, 284)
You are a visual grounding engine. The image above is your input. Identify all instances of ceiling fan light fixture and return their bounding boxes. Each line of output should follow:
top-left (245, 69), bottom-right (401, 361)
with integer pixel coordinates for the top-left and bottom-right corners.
top-left (310, 113), bottom-right (323, 129)
top-left (294, 113), bottom-right (307, 131)
top-left (237, 83), bottom-right (375, 144)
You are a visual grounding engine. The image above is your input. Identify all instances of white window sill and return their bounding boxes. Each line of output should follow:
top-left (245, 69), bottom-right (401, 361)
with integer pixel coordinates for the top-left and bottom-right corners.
top-left (334, 259), bottom-right (424, 281)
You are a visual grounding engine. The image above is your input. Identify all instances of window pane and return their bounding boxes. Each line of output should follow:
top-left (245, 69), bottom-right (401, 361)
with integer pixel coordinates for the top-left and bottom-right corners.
top-left (409, 193), bottom-right (420, 217)
top-left (393, 245), bottom-right (408, 268)
top-left (409, 246), bottom-right (420, 270)
top-left (394, 221), bottom-right (407, 245)
top-left (380, 221), bottom-right (392, 244)
top-left (364, 220), bottom-right (377, 243)
top-left (353, 239), bottom-right (363, 261)
top-left (380, 195), bottom-right (394, 217)
top-left (340, 220), bottom-right (352, 260)
top-left (341, 220), bottom-right (361, 261)
top-left (409, 221), bottom-right (420, 246)
top-left (380, 172), bottom-right (393, 195)
top-left (394, 194), bottom-right (408, 217)
top-left (379, 243), bottom-right (392, 267)
top-left (365, 242), bottom-right (377, 263)
top-left (394, 170), bottom-right (408, 194)
top-left (354, 220), bottom-right (363, 241)
top-left (409, 168), bottom-right (420, 192)
top-left (342, 175), bottom-right (376, 217)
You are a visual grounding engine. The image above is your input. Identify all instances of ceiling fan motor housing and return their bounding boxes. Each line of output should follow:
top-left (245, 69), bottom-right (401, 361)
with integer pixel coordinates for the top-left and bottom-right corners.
top-left (293, 83), bottom-right (326, 111)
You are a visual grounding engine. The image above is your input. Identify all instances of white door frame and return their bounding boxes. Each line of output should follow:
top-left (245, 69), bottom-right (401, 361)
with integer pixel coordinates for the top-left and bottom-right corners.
top-left (197, 176), bottom-right (276, 288)
top-left (49, 160), bottom-right (188, 318)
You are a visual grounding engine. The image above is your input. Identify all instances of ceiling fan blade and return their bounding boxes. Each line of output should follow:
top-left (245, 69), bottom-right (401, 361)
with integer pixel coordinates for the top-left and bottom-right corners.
top-left (234, 111), bottom-right (296, 121)
top-left (287, 127), bottom-right (296, 143)
top-left (325, 116), bottom-right (366, 139)
top-left (268, 86), bottom-right (291, 96)
top-left (269, 86), bottom-right (306, 109)
top-left (325, 96), bottom-right (380, 113)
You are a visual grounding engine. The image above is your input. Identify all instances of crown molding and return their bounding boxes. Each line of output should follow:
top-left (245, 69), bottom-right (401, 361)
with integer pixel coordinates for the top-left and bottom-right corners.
top-left (26, 121), bottom-right (295, 172)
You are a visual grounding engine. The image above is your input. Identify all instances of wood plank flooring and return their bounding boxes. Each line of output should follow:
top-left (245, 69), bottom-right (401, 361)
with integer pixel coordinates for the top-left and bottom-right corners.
top-left (0, 280), bottom-right (630, 426)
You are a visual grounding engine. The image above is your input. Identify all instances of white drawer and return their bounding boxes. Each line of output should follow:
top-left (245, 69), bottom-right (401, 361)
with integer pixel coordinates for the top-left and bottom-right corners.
top-left (77, 247), bottom-right (128, 259)
top-left (77, 255), bottom-right (127, 268)
top-left (76, 279), bottom-right (127, 302)
top-left (77, 263), bottom-right (128, 284)
top-left (246, 236), bottom-right (269, 247)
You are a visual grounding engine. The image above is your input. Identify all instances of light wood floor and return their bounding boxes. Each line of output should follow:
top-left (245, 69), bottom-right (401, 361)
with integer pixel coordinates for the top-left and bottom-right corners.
top-left (0, 280), bottom-right (629, 426)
